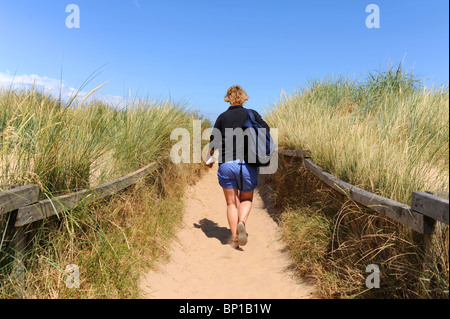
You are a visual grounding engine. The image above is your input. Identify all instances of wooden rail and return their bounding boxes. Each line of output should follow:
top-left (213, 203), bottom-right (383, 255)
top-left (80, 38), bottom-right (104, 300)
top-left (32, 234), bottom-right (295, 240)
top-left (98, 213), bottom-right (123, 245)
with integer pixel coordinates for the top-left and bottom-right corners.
top-left (14, 162), bottom-right (157, 227)
top-left (0, 185), bottom-right (39, 217)
top-left (280, 148), bottom-right (449, 234)
top-left (0, 161), bottom-right (158, 298)
top-left (2, 150), bottom-right (448, 296)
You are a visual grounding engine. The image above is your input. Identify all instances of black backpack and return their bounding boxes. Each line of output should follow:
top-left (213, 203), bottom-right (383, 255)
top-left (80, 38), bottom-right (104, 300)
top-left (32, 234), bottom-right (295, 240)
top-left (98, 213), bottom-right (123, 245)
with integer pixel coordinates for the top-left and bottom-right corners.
top-left (242, 109), bottom-right (275, 167)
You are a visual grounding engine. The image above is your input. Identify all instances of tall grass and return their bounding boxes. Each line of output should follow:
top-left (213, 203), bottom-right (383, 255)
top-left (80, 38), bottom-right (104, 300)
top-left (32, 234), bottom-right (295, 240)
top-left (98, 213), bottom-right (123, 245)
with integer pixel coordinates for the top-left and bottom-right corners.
top-left (266, 65), bottom-right (449, 298)
top-left (0, 86), bottom-right (208, 298)
top-left (0, 89), bottom-right (202, 194)
top-left (268, 64), bottom-right (449, 203)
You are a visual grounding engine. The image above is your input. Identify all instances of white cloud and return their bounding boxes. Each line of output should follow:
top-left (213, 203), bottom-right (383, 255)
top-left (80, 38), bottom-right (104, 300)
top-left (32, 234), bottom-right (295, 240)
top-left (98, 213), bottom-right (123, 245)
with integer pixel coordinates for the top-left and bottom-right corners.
top-left (0, 71), bottom-right (126, 107)
top-left (0, 71), bottom-right (85, 100)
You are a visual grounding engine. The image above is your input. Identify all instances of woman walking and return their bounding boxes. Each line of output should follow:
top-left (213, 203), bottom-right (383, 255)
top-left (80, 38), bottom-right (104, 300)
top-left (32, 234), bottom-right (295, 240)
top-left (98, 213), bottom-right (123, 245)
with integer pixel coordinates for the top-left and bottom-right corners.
top-left (206, 85), bottom-right (270, 249)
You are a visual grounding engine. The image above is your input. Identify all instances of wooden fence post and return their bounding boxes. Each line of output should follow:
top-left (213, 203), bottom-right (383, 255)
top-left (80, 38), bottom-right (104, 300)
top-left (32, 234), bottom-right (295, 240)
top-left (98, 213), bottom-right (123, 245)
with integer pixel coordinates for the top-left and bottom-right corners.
top-left (411, 191), bottom-right (449, 297)
top-left (1, 163), bottom-right (157, 298)
top-left (0, 185), bottom-right (40, 299)
top-left (280, 149), bottom-right (450, 297)
top-left (12, 224), bottom-right (26, 299)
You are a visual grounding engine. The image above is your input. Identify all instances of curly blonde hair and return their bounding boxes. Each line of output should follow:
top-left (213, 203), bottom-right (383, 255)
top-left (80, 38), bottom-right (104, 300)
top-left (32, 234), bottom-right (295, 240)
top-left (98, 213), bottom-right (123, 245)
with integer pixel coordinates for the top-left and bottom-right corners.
top-left (224, 85), bottom-right (249, 106)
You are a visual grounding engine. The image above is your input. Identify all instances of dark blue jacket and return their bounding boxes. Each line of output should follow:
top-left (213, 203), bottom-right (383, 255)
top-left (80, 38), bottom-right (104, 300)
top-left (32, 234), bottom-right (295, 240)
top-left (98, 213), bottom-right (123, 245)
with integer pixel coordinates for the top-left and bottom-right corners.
top-left (209, 105), bottom-right (269, 164)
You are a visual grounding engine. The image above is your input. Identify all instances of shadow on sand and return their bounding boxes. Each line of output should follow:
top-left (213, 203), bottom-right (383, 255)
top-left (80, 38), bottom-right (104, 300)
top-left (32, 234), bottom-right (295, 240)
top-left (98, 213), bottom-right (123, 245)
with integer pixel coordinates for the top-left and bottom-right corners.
top-left (193, 218), bottom-right (231, 245)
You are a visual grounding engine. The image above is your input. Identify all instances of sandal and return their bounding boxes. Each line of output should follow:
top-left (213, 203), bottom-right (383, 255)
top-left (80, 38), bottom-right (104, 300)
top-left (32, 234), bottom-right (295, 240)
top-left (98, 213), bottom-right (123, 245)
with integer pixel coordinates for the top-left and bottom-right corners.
top-left (237, 221), bottom-right (248, 246)
top-left (230, 235), bottom-right (239, 249)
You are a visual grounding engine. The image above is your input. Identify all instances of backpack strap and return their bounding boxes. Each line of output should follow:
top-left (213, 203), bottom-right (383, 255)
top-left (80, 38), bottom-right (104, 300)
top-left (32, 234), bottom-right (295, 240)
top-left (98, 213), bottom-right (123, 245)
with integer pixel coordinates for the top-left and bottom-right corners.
top-left (247, 109), bottom-right (257, 123)
top-left (240, 161), bottom-right (243, 192)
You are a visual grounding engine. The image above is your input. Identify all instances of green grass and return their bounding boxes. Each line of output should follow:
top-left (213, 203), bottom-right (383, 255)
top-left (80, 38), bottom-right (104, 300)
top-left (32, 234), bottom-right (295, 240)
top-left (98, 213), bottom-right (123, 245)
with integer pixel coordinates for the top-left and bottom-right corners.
top-left (266, 65), bottom-right (449, 298)
top-left (0, 88), bottom-right (204, 194)
top-left (267, 64), bottom-right (449, 203)
top-left (0, 86), bottom-right (208, 298)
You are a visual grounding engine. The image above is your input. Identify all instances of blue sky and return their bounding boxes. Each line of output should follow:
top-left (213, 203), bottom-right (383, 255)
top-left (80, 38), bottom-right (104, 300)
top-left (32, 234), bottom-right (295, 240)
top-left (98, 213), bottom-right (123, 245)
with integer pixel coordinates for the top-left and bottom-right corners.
top-left (0, 0), bottom-right (448, 120)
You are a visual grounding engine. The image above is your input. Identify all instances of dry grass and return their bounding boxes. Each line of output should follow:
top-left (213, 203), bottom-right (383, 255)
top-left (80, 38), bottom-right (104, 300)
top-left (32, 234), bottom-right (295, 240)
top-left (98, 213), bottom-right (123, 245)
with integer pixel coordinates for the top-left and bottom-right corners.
top-left (266, 66), bottom-right (449, 298)
top-left (0, 162), bottom-right (204, 298)
top-left (0, 86), bottom-right (209, 298)
top-left (268, 157), bottom-right (448, 298)
top-left (267, 66), bottom-right (449, 204)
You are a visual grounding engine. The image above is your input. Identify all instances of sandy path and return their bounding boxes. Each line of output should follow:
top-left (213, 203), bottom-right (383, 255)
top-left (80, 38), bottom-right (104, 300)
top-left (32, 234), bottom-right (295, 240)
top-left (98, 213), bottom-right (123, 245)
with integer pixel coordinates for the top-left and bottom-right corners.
top-left (140, 167), bottom-right (315, 299)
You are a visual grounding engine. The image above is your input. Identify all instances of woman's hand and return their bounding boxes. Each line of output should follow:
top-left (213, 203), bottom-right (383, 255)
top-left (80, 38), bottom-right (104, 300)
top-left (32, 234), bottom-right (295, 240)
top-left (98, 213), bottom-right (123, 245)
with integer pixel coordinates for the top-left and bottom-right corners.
top-left (206, 149), bottom-right (215, 168)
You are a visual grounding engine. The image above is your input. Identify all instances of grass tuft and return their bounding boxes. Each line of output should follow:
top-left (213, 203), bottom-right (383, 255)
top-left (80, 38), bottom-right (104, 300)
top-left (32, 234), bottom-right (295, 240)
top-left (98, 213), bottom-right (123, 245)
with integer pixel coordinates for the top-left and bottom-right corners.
top-left (266, 65), bottom-right (449, 298)
top-left (0, 86), bottom-right (208, 298)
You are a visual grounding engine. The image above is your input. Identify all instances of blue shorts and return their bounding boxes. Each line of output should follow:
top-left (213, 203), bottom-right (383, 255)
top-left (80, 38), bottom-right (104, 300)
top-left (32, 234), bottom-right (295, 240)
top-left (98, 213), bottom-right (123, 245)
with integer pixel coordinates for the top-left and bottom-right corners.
top-left (217, 160), bottom-right (258, 193)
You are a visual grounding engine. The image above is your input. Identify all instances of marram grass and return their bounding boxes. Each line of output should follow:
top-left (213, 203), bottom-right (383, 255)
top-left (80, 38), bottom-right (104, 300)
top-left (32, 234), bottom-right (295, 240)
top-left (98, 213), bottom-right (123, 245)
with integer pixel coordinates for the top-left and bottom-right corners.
top-left (267, 65), bottom-right (449, 204)
top-left (0, 86), bottom-right (208, 298)
top-left (266, 65), bottom-right (449, 298)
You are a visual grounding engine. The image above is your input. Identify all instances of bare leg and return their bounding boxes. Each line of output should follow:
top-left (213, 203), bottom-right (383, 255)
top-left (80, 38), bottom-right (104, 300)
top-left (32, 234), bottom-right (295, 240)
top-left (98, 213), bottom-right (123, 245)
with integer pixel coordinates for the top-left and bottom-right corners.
top-left (222, 187), bottom-right (240, 236)
top-left (238, 190), bottom-right (254, 225)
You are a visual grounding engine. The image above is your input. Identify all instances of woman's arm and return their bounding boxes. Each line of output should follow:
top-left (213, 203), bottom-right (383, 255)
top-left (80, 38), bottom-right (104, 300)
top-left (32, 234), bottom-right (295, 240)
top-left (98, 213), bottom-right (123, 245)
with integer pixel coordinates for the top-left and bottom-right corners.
top-left (207, 117), bottom-right (222, 167)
